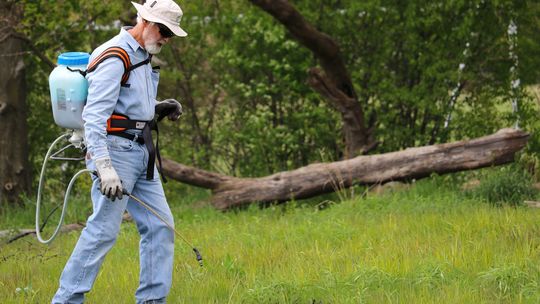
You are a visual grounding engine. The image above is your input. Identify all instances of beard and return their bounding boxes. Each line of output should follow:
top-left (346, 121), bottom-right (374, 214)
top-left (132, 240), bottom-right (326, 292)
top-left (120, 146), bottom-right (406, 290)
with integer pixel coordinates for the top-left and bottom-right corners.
top-left (145, 42), bottom-right (162, 54)
top-left (142, 25), bottom-right (163, 54)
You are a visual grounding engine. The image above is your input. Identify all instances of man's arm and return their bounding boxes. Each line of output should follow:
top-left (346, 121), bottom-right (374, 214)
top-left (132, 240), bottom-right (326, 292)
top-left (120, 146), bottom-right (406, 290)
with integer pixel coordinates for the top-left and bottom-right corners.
top-left (83, 57), bottom-right (125, 200)
top-left (82, 58), bottom-right (124, 161)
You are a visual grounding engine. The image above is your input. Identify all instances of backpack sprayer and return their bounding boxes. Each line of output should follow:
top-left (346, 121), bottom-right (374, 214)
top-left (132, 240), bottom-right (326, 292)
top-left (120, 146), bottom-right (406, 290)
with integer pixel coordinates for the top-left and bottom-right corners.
top-left (36, 52), bottom-right (202, 266)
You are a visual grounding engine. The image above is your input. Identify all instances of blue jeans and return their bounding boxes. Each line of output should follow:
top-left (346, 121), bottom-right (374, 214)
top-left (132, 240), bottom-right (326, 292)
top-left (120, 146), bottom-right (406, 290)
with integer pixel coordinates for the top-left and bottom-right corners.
top-left (52, 135), bottom-right (174, 304)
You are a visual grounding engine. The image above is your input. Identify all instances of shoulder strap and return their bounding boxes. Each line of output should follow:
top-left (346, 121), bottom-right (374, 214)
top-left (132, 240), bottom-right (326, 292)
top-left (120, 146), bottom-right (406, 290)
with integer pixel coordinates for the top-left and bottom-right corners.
top-left (128, 54), bottom-right (153, 71)
top-left (86, 47), bottom-right (131, 85)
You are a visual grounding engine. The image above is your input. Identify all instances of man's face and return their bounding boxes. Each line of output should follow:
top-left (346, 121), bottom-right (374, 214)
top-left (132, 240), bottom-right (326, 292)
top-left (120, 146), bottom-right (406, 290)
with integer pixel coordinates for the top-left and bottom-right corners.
top-left (142, 21), bottom-right (173, 54)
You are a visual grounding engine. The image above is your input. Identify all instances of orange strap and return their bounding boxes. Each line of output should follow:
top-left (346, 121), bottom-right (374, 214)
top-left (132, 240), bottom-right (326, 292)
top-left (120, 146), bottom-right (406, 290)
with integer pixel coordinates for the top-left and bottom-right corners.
top-left (106, 114), bottom-right (129, 132)
top-left (86, 47), bottom-right (131, 85)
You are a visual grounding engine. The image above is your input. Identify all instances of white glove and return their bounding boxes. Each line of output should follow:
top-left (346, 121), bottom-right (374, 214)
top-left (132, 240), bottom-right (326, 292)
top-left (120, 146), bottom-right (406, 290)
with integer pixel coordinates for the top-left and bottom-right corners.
top-left (95, 157), bottom-right (123, 201)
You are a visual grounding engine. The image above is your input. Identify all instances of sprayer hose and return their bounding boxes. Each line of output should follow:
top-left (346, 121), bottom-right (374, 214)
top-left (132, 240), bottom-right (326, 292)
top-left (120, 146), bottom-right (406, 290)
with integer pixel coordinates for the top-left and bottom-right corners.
top-left (35, 133), bottom-right (91, 244)
top-left (34, 135), bottom-right (203, 266)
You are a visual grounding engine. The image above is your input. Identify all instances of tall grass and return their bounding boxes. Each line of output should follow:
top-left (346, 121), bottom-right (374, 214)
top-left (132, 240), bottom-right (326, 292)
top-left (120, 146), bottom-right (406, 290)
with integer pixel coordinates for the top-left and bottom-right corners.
top-left (1, 171), bottom-right (540, 303)
top-left (465, 165), bottom-right (537, 206)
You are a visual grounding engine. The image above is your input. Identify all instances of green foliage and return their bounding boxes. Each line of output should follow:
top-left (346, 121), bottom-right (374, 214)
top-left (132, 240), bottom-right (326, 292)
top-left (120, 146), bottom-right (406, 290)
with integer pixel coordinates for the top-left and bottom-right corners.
top-left (294, 0), bottom-right (539, 151)
top-left (12, 0), bottom-right (540, 190)
top-left (208, 11), bottom-right (341, 176)
top-left (467, 166), bottom-right (537, 206)
top-left (516, 88), bottom-right (540, 181)
top-left (151, 3), bottom-right (344, 176)
top-left (162, 0), bottom-right (539, 177)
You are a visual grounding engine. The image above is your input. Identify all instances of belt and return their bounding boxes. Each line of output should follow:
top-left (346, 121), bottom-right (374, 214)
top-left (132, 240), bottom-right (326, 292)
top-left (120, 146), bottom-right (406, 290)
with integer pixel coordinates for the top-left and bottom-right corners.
top-left (107, 115), bottom-right (166, 183)
top-left (110, 132), bottom-right (145, 144)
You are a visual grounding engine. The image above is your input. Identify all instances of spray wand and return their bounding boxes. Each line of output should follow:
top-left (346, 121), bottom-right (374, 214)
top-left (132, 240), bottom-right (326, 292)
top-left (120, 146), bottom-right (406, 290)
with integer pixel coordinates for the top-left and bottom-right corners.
top-left (122, 189), bottom-right (203, 267)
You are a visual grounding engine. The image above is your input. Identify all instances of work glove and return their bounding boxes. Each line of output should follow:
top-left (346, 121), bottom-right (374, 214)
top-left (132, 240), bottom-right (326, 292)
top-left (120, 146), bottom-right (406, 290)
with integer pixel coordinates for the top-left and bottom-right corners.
top-left (95, 157), bottom-right (123, 201)
top-left (155, 99), bottom-right (183, 122)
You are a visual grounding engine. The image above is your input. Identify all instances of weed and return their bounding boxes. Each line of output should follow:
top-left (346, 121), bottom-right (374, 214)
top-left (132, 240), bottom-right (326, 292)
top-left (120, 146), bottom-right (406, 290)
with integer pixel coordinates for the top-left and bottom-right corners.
top-left (478, 264), bottom-right (537, 300)
top-left (467, 165), bottom-right (537, 206)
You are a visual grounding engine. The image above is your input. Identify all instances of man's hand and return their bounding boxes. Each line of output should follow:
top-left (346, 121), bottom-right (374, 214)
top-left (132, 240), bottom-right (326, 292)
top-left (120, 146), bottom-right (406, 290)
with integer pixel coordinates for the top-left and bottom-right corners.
top-left (155, 99), bottom-right (183, 122)
top-left (95, 157), bottom-right (123, 201)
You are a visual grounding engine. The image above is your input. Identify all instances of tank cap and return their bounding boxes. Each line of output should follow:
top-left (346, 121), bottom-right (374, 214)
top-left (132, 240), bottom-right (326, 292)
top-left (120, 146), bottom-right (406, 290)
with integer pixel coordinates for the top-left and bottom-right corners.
top-left (57, 52), bottom-right (90, 66)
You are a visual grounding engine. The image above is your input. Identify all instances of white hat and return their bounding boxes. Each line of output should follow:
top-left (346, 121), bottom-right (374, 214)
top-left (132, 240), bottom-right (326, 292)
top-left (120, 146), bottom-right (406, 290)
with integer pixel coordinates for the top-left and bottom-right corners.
top-left (132, 0), bottom-right (187, 37)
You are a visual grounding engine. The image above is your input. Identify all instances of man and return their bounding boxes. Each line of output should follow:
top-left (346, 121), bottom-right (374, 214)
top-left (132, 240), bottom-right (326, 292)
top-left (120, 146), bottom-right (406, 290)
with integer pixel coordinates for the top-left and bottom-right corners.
top-left (52, 1), bottom-right (187, 303)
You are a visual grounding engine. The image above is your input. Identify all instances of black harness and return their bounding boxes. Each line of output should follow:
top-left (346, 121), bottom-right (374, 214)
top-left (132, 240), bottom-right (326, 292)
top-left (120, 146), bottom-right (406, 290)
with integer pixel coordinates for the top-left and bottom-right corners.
top-left (107, 115), bottom-right (166, 182)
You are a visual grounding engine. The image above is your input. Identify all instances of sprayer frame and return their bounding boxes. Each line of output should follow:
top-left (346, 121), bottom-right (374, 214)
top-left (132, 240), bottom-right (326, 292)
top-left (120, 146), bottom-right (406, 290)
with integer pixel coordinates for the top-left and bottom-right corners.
top-left (35, 130), bottom-right (88, 244)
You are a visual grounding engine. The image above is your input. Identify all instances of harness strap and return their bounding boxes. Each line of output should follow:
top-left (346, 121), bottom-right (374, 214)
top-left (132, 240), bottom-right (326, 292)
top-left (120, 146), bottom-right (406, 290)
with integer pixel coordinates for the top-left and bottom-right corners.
top-left (107, 114), bottom-right (147, 132)
top-left (107, 114), bottom-right (166, 182)
top-left (86, 47), bottom-right (131, 85)
top-left (85, 47), bottom-right (151, 86)
top-left (129, 54), bottom-right (152, 71)
top-left (152, 121), bottom-right (167, 183)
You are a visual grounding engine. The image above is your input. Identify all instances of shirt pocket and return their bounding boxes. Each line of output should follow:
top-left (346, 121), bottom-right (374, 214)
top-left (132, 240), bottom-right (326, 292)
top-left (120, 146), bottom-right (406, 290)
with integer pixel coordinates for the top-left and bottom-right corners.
top-left (107, 135), bottom-right (134, 152)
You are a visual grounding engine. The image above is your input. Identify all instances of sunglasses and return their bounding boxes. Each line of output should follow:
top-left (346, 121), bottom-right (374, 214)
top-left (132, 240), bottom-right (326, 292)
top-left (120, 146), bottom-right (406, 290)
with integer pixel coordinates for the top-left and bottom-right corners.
top-left (156, 23), bottom-right (174, 38)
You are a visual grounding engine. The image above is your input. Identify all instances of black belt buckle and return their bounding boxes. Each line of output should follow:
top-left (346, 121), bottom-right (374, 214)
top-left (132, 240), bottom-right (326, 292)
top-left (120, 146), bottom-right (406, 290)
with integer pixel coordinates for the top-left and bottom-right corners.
top-left (133, 134), bottom-right (145, 144)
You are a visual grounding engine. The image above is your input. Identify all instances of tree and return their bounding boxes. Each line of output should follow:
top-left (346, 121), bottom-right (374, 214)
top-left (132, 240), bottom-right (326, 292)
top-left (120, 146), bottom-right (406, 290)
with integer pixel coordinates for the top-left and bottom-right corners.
top-left (249, 0), bottom-right (376, 158)
top-left (0, 1), bottom-right (30, 205)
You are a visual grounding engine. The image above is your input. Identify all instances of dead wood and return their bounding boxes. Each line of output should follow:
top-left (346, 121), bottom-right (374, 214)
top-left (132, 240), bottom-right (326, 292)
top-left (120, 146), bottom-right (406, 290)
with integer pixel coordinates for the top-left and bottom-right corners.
top-left (161, 128), bottom-right (529, 210)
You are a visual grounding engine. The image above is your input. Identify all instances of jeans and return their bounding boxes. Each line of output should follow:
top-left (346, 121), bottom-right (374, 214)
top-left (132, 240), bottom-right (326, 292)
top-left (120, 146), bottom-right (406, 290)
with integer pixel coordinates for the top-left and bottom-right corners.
top-left (52, 135), bottom-right (174, 304)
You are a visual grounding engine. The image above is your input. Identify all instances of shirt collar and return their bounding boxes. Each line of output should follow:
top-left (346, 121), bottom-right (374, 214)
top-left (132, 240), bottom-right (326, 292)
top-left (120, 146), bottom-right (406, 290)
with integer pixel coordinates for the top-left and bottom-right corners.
top-left (120, 26), bottom-right (145, 54)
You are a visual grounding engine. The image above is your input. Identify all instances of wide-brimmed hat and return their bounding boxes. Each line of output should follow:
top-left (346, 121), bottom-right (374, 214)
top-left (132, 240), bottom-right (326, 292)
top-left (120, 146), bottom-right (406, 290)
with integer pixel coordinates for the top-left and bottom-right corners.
top-left (132, 0), bottom-right (187, 37)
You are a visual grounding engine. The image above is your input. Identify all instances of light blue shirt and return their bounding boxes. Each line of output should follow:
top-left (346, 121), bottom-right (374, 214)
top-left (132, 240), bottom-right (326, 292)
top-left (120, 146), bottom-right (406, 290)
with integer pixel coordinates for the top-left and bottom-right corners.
top-left (82, 26), bottom-right (159, 161)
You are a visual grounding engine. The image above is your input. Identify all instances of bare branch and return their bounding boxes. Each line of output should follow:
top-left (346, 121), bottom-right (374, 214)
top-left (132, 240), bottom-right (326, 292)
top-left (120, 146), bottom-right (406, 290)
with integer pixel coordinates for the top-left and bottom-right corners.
top-left (249, 0), bottom-right (372, 156)
top-left (10, 31), bottom-right (56, 70)
top-left (249, 0), bottom-right (355, 98)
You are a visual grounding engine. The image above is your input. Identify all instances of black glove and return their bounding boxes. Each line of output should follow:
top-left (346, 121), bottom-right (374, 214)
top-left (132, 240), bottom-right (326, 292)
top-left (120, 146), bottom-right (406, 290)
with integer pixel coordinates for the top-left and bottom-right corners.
top-left (155, 99), bottom-right (183, 122)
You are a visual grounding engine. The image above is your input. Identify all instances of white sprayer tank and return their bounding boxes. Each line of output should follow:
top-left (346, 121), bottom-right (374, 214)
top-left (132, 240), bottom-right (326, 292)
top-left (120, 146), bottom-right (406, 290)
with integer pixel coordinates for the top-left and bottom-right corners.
top-left (49, 52), bottom-right (90, 130)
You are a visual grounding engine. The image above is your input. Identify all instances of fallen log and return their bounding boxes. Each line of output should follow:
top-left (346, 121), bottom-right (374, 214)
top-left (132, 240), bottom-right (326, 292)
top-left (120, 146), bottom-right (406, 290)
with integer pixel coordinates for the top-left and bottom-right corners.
top-left (162, 128), bottom-right (529, 210)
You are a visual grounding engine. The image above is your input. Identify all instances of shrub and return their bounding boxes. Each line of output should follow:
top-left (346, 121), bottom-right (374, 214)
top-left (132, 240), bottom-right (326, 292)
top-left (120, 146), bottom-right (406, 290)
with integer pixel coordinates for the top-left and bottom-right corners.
top-left (468, 165), bottom-right (537, 206)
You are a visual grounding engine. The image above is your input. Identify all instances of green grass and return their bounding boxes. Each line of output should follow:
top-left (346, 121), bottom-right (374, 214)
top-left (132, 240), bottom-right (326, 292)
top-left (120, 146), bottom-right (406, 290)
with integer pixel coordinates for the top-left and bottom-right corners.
top-left (1, 175), bottom-right (540, 303)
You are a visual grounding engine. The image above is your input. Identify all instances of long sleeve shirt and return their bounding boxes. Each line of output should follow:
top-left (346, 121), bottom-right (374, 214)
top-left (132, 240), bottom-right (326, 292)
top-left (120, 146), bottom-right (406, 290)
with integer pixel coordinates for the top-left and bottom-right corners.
top-left (82, 26), bottom-right (159, 161)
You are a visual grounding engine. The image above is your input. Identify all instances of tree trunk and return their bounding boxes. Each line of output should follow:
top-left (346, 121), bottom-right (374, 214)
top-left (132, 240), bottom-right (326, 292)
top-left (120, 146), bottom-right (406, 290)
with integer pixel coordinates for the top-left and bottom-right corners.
top-left (161, 128), bottom-right (528, 210)
top-left (249, 0), bottom-right (374, 157)
top-left (0, 2), bottom-right (31, 205)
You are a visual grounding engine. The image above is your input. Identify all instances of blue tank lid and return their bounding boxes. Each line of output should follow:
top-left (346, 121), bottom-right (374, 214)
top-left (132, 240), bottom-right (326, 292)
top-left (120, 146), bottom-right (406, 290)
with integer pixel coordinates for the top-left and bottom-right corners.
top-left (57, 52), bottom-right (90, 66)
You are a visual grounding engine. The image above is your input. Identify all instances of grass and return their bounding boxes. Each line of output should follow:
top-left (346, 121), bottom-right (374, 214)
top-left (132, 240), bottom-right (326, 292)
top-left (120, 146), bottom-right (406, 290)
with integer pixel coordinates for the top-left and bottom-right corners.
top-left (1, 173), bottom-right (540, 303)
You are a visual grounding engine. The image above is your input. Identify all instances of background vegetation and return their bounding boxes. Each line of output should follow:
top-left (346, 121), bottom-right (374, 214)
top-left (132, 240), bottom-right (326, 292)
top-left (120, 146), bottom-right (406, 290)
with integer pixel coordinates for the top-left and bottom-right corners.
top-left (13, 0), bottom-right (540, 180)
